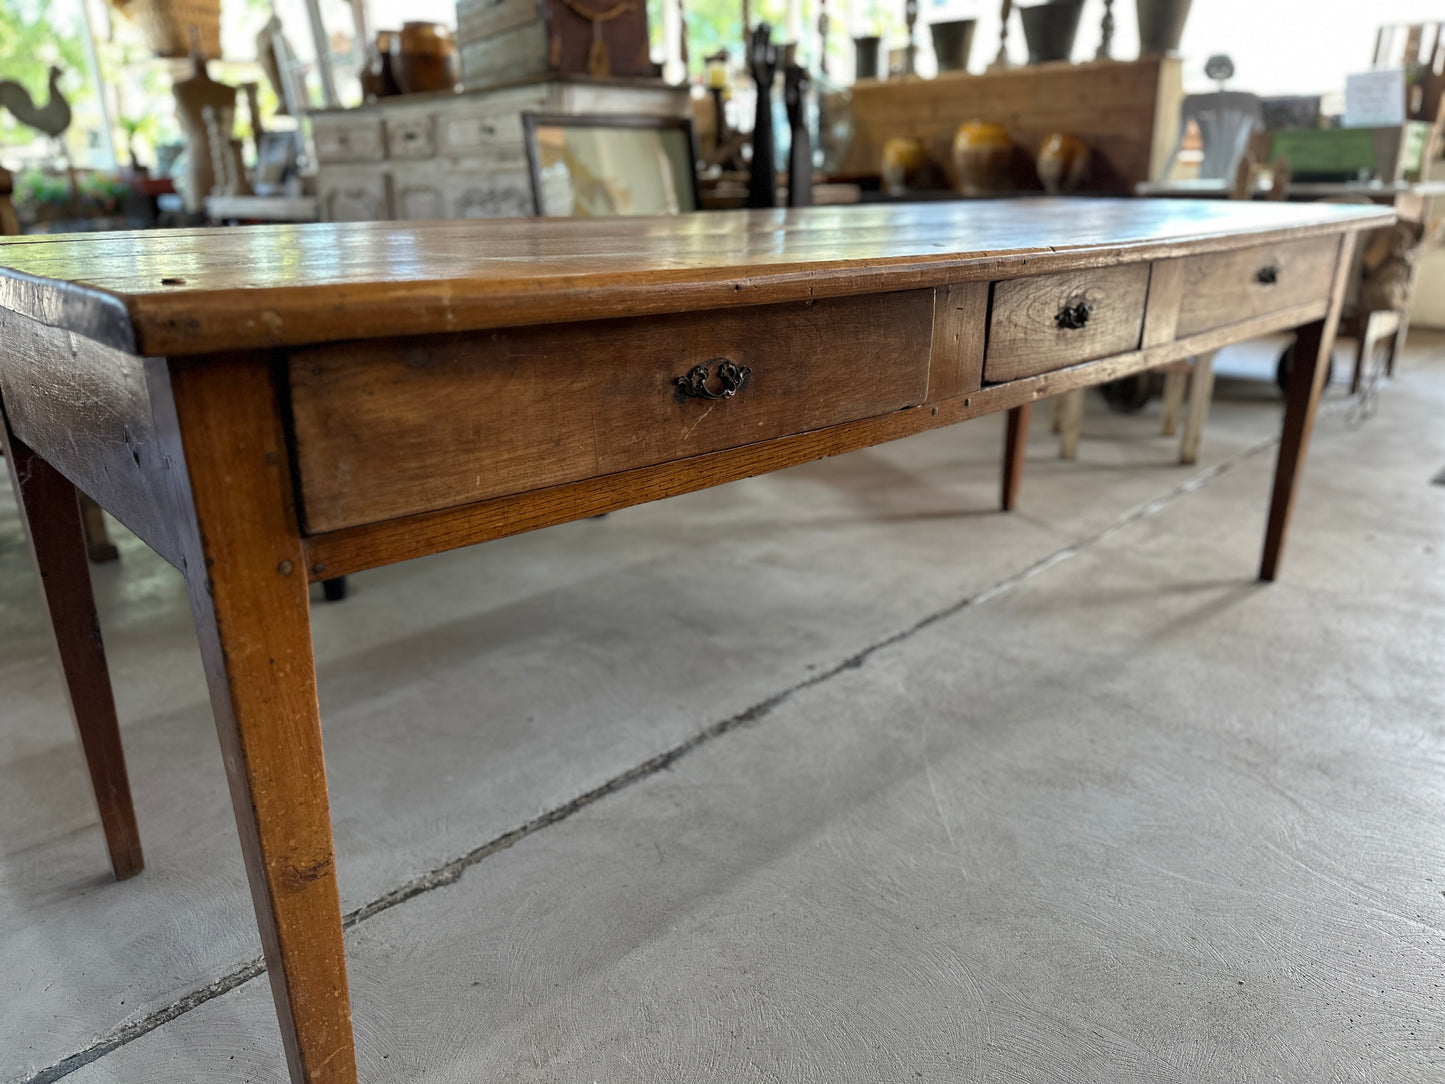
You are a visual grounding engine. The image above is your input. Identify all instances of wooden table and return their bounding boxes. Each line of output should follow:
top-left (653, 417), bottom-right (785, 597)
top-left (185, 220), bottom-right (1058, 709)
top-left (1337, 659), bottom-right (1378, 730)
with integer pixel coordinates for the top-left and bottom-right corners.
top-left (0, 198), bottom-right (1391, 1082)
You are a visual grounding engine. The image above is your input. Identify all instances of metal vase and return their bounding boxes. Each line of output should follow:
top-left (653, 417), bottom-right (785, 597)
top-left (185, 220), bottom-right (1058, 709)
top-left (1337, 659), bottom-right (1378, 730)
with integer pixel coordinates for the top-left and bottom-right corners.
top-left (1018, 0), bottom-right (1085, 64)
top-left (854, 36), bottom-right (882, 80)
top-left (1136, 0), bottom-right (1192, 54)
top-left (929, 19), bottom-right (977, 73)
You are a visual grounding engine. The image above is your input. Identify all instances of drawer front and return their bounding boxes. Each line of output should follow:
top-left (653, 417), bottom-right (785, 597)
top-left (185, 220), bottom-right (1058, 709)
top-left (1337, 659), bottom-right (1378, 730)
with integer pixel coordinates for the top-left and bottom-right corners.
top-left (288, 291), bottom-right (935, 532)
top-left (984, 263), bottom-right (1151, 382)
top-left (313, 117), bottom-right (385, 163)
top-left (446, 170), bottom-right (534, 217)
top-left (1174, 236), bottom-right (1339, 338)
top-left (385, 116), bottom-right (436, 159)
top-left (390, 165), bottom-right (446, 219)
top-left (318, 168), bottom-right (390, 222)
top-left (437, 108), bottom-right (528, 159)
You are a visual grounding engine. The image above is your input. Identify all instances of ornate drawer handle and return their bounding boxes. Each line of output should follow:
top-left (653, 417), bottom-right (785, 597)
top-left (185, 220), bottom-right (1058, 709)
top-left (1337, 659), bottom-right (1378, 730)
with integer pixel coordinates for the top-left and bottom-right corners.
top-left (1055, 301), bottom-right (1092, 330)
top-left (1256, 265), bottom-right (1280, 285)
top-left (675, 359), bottom-right (751, 400)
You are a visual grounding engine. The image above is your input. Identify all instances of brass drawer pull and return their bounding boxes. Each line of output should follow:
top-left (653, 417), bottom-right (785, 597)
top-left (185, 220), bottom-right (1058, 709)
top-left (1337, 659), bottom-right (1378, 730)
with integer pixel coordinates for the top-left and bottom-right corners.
top-left (1054, 301), bottom-right (1092, 330)
top-left (1256, 265), bottom-right (1280, 284)
top-left (675, 359), bottom-right (751, 400)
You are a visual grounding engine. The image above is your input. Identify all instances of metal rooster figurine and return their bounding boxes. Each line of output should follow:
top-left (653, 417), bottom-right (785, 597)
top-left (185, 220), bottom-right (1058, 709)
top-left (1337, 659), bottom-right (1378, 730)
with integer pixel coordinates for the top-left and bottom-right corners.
top-left (0, 66), bottom-right (72, 139)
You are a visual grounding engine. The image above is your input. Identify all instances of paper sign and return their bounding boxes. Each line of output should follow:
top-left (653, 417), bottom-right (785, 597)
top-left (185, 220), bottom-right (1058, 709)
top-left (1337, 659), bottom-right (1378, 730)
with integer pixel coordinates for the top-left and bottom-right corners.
top-left (1344, 69), bottom-right (1406, 128)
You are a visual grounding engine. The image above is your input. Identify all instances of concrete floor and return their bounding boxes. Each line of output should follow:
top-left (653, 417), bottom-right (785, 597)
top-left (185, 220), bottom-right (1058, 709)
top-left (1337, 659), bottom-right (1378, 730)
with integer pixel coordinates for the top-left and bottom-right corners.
top-left (3, 335), bottom-right (1443, 1083)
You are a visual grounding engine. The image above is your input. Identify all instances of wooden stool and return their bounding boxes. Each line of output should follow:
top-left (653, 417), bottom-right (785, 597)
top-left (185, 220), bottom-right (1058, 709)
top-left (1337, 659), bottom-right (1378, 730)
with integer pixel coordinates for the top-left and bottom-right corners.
top-left (1052, 352), bottom-right (1217, 466)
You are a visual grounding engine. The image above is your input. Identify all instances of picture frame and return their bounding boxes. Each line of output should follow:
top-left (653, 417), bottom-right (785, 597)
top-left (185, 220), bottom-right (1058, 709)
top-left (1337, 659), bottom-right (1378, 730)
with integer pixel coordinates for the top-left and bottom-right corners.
top-left (253, 130), bottom-right (301, 195)
top-left (522, 113), bottom-right (700, 217)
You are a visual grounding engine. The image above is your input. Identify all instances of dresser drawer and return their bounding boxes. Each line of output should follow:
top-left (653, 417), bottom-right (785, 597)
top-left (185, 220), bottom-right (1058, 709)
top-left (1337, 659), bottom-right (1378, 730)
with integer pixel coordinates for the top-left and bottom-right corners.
top-left (385, 115), bottom-right (436, 159)
top-left (1173, 236), bottom-right (1340, 338)
top-left (288, 291), bottom-right (935, 532)
top-left (312, 116), bottom-right (385, 163)
top-left (436, 109), bottom-right (527, 160)
top-left (390, 164), bottom-right (446, 219)
top-left (318, 168), bottom-right (390, 222)
top-left (984, 263), bottom-right (1151, 382)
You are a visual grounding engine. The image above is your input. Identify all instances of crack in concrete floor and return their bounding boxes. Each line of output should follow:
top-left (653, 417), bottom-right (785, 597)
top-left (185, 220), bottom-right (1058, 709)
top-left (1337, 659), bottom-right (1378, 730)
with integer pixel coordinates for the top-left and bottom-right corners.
top-left (19, 416), bottom-right (1301, 1084)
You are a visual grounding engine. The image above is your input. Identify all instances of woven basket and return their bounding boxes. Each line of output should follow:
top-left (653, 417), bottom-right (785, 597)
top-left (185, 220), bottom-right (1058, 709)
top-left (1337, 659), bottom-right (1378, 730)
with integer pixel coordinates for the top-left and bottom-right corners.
top-left (128, 0), bottom-right (223, 59)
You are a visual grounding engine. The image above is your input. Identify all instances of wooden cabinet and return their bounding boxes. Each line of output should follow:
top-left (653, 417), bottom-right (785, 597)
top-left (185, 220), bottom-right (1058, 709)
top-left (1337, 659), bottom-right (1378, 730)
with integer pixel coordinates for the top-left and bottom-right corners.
top-left (455, 0), bottom-right (652, 88)
top-left (312, 76), bottom-right (688, 222)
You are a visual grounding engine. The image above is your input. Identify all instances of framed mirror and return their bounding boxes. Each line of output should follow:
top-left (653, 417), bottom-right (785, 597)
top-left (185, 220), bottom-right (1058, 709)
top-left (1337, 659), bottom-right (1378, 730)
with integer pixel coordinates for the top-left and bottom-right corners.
top-left (523, 113), bottom-right (699, 217)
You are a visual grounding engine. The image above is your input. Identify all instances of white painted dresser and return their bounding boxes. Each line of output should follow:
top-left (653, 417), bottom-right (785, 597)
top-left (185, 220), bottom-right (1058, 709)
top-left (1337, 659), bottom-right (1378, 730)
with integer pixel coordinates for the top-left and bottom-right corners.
top-left (310, 75), bottom-right (689, 222)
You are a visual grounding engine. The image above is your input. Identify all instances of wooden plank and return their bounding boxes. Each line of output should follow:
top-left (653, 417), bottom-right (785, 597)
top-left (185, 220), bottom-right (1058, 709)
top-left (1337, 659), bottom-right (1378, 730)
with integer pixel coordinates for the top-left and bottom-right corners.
top-left (153, 353), bottom-right (356, 1083)
top-left (1140, 257), bottom-right (1186, 348)
top-left (985, 263), bottom-right (1151, 381)
top-left (288, 290), bottom-right (934, 532)
top-left (458, 23), bottom-right (549, 87)
top-left (0, 409), bottom-right (143, 881)
top-left (1260, 234), bottom-right (1356, 581)
top-left (0, 201), bottom-right (1392, 357)
top-left (1175, 235), bottom-right (1339, 338)
top-left (0, 307), bottom-right (183, 566)
top-left (302, 296), bottom-right (1333, 581)
top-left (926, 281), bottom-right (987, 400)
top-left (457, 0), bottom-right (540, 43)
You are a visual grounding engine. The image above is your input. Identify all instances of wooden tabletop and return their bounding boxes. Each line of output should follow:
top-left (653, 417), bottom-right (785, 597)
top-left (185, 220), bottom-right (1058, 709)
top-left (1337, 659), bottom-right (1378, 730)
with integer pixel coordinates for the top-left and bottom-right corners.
top-left (0, 199), bottom-right (1392, 358)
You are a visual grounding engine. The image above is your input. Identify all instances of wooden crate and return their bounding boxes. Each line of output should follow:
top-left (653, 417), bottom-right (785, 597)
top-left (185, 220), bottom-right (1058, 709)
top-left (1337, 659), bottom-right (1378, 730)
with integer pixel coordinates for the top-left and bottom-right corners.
top-left (1269, 123), bottom-right (1432, 183)
top-left (840, 56), bottom-right (1182, 194)
top-left (458, 0), bottom-right (652, 90)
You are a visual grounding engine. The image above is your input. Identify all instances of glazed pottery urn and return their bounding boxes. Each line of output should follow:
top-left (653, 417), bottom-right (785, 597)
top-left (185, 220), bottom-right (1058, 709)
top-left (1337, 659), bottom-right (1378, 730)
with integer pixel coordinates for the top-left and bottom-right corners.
top-left (951, 120), bottom-right (1014, 195)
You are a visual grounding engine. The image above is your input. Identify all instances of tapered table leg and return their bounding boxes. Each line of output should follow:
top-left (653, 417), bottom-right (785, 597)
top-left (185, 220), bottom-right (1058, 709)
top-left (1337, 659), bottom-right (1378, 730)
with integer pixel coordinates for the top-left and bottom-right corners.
top-left (1001, 402), bottom-right (1032, 511)
top-left (1260, 234), bottom-right (1357, 582)
top-left (1259, 320), bottom-right (1334, 581)
top-left (0, 411), bottom-right (143, 880)
top-left (159, 356), bottom-right (357, 1084)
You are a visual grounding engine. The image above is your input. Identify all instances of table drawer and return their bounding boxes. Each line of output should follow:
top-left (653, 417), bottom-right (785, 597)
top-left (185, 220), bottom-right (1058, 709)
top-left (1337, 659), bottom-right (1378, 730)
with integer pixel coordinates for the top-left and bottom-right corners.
top-left (984, 263), bottom-right (1151, 382)
top-left (288, 291), bottom-right (935, 533)
top-left (1174, 235), bottom-right (1339, 338)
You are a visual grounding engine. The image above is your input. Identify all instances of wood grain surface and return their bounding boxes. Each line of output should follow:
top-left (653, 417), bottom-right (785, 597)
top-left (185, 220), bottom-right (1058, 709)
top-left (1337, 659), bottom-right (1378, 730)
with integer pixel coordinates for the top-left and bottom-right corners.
top-left (0, 200), bottom-right (1391, 356)
top-left (927, 282), bottom-right (988, 401)
top-left (1175, 235), bottom-right (1340, 338)
top-left (288, 291), bottom-right (934, 532)
top-left (155, 354), bottom-right (357, 1083)
top-left (985, 263), bottom-right (1151, 381)
top-left (302, 296), bottom-right (1332, 581)
top-left (0, 308), bottom-right (183, 566)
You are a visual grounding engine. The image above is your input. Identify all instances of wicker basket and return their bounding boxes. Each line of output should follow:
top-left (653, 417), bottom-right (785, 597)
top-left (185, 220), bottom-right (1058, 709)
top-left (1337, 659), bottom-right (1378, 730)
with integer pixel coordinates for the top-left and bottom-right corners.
top-left (127, 0), bottom-right (223, 59)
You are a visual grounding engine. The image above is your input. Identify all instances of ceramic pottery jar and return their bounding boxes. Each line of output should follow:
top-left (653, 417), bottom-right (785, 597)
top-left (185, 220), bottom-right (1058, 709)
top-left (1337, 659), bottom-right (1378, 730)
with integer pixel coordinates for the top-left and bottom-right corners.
top-left (951, 120), bottom-right (1013, 196)
top-left (1035, 132), bottom-right (1089, 193)
top-left (392, 22), bottom-right (461, 95)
